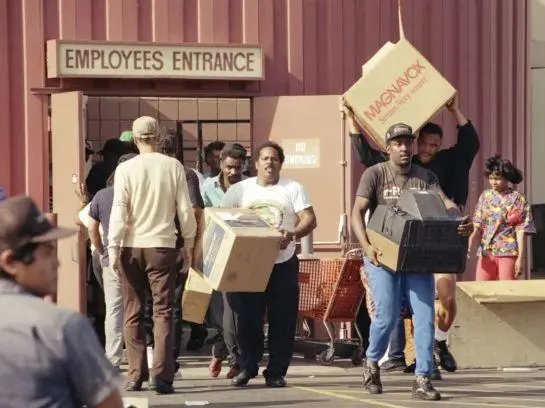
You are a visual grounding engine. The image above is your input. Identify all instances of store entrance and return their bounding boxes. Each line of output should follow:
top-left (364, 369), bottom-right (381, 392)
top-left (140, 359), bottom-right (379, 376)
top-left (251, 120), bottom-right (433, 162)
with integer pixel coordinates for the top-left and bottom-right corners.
top-left (49, 94), bottom-right (252, 316)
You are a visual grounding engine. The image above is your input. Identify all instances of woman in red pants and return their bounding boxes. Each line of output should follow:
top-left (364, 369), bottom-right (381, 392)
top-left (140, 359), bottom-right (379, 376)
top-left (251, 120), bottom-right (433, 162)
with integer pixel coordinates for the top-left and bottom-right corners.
top-left (468, 155), bottom-right (536, 281)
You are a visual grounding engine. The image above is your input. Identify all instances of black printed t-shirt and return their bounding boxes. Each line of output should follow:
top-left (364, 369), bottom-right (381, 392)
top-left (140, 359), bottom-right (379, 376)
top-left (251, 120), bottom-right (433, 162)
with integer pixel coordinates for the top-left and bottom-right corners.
top-left (356, 162), bottom-right (441, 217)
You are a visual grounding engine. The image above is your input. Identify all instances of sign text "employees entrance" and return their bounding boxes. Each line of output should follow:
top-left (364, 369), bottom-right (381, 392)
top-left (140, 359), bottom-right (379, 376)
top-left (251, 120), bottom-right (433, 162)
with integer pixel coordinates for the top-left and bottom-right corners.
top-left (47, 40), bottom-right (264, 80)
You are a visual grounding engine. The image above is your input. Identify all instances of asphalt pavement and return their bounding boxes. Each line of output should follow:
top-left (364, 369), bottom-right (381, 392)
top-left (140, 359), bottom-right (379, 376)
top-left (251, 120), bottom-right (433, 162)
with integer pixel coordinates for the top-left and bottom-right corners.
top-left (122, 354), bottom-right (545, 408)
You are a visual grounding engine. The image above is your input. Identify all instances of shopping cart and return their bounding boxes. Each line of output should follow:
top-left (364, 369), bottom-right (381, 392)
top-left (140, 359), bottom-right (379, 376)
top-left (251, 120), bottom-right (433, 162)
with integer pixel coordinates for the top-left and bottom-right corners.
top-left (298, 249), bottom-right (365, 365)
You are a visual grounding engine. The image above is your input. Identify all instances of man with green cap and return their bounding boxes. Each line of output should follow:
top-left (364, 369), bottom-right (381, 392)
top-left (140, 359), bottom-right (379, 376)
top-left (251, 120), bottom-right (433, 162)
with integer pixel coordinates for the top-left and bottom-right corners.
top-left (119, 130), bottom-right (133, 142)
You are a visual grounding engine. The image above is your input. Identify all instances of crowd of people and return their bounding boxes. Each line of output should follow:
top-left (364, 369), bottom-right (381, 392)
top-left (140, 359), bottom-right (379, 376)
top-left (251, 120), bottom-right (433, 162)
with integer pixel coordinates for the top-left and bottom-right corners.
top-left (0, 95), bottom-right (536, 405)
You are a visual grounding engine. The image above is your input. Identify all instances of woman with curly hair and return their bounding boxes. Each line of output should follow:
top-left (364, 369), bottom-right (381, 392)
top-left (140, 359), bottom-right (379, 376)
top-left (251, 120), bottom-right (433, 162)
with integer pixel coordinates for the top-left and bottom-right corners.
top-left (468, 155), bottom-right (536, 280)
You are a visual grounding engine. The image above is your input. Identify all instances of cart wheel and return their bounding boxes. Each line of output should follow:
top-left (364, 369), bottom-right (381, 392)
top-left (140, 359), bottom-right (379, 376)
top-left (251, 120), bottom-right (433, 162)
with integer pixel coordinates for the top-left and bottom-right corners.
top-left (317, 348), bottom-right (335, 365)
top-left (351, 347), bottom-right (364, 366)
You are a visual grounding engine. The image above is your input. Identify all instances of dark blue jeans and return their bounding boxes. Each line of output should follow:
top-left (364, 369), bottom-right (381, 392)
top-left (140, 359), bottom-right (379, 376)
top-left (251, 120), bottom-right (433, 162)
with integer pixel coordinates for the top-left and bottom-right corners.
top-left (364, 259), bottom-right (435, 376)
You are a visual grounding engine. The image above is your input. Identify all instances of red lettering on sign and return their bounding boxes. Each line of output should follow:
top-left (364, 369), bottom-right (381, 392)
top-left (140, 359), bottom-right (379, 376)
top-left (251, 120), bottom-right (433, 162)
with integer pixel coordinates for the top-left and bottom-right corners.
top-left (363, 60), bottom-right (426, 122)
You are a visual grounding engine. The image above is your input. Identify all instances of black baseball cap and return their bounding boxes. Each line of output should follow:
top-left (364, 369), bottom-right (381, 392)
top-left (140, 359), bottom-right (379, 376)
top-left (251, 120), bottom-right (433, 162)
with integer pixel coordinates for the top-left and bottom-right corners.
top-left (385, 123), bottom-right (416, 143)
top-left (0, 196), bottom-right (76, 253)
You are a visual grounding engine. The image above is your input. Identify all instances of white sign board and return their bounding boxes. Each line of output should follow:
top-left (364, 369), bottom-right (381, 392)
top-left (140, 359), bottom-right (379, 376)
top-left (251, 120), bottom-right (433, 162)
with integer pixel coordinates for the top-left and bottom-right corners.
top-left (47, 40), bottom-right (263, 80)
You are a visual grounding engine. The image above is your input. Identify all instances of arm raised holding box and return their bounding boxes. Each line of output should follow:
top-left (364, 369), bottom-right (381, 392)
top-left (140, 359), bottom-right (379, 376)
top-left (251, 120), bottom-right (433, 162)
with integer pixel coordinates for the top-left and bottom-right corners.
top-left (341, 97), bottom-right (388, 167)
top-left (444, 94), bottom-right (481, 208)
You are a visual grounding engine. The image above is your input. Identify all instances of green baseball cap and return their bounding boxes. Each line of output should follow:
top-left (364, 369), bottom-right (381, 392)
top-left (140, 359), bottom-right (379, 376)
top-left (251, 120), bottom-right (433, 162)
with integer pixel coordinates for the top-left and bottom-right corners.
top-left (119, 130), bottom-right (133, 142)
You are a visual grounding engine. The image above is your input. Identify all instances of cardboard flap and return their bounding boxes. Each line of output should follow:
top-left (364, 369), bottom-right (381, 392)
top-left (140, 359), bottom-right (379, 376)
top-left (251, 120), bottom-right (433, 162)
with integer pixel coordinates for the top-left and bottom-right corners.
top-left (457, 280), bottom-right (545, 304)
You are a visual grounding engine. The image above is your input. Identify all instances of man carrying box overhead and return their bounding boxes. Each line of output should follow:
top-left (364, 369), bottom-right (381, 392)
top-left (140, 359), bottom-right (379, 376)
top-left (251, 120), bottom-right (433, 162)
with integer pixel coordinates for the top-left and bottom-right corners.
top-left (344, 94), bottom-right (480, 378)
top-left (351, 123), bottom-right (473, 401)
top-left (222, 141), bottom-right (317, 388)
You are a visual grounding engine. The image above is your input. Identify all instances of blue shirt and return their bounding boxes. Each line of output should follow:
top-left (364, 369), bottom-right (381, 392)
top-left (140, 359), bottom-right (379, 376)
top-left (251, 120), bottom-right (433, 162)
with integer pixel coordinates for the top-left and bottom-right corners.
top-left (0, 187), bottom-right (6, 201)
top-left (202, 175), bottom-right (225, 207)
top-left (202, 175), bottom-right (246, 207)
top-left (0, 279), bottom-right (121, 408)
top-left (89, 187), bottom-right (114, 266)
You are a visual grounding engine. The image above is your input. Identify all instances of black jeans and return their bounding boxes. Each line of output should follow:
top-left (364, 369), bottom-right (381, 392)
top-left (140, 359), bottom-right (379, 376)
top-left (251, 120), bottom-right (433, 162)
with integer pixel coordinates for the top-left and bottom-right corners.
top-left (223, 291), bottom-right (241, 367)
top-left (206, 291), bottom-right (230, 361)
top-left (230, 255), bottom-right (299, 378)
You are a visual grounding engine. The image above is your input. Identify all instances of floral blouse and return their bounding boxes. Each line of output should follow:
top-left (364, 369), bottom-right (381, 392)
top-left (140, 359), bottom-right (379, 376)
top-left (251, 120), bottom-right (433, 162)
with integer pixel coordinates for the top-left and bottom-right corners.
top-left (473, 189), bottom-right (536, 257)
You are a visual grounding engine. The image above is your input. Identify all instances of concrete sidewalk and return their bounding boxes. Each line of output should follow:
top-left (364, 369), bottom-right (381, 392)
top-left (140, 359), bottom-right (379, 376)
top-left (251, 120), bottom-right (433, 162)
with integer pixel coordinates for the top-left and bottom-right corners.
top-left (122, 355), bottom-right (545, 408)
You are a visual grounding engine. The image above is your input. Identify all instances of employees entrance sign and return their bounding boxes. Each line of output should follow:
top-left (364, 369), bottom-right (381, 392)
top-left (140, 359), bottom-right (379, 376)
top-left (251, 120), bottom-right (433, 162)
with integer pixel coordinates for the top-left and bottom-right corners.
top-left (46, 40), bottom-right (263, 80)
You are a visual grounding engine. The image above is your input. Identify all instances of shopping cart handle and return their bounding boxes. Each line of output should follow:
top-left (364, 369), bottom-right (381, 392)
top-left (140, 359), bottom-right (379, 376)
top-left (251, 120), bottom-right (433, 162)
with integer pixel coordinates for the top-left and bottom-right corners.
top-left (344, 248), bottom-right (363, 258)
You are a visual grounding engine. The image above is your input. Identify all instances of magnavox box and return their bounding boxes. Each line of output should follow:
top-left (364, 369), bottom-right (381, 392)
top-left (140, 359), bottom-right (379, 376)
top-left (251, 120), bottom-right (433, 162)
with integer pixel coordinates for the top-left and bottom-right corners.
top-left (366, 189), bottom-right (467, 273)
top-left (195, 208), bottom-right (282, 292)
top-left (181, 268), bottom-right (213, 324)
top-left (343, 5), bottom-right (456, 150)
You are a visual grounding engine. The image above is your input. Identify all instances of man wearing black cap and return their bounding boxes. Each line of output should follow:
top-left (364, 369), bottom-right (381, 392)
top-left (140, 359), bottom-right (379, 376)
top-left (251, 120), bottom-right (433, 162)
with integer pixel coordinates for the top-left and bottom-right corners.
top-left (0, 196), bottom-right (124, 408)
top-left (351, 123), bottom-right (472, 401)
top-left (85, 138), bottom-right (126, 201)
top-left (344, 95), bottom-right (480, 377)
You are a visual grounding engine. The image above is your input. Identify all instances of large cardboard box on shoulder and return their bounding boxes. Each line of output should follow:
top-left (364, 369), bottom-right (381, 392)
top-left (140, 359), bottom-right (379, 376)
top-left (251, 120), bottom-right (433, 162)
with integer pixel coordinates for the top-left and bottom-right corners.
top-left (343, 1), bottom-right (456, 150)
top-left (194, 207), bottom-right (282, 292)
top-left (181, 268), bottom-right (213, 324)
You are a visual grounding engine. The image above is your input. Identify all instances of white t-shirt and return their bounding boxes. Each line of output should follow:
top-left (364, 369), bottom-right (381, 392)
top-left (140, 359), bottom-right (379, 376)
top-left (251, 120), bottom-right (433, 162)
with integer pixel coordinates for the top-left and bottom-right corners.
top-left (222, 177), bottom-right (312, 264)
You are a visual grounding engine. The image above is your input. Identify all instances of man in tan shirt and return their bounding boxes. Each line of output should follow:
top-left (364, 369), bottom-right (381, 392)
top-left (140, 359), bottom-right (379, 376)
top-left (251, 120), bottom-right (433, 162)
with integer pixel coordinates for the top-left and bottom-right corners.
top-left (108, 116), bottom-right (197, 394)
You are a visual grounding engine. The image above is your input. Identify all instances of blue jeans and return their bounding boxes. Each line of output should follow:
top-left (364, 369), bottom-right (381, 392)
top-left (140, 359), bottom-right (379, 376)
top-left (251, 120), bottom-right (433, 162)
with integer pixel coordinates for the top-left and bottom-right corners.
top-left (364, 259), bottom-right (435, 376)
top-left (388, 305), bottom-right (407, 361)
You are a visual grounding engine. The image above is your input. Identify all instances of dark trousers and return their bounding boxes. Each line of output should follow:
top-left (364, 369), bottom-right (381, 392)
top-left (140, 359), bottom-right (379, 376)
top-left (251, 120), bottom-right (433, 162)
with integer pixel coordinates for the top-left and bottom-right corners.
top-left (207, 291), bottom-right (229, 360)
top-left (223, 291), bottom-right (241, 367)
top-left (120, 247), bottom-right (178, 383)
top-left (144, 269), bottom-right (207, 371)
top-left (231, 255), bottom-right (299, 378)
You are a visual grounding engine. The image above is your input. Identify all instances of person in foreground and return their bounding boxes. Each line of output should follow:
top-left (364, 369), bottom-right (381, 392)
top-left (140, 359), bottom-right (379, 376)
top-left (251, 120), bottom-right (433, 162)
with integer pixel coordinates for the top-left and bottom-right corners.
top-left (0, 196), bottom-right (124, 408)
top-left (351, 124), bottom-right (473, 401)
top-left (222, 141), bottom-right (317, 388)
top-left (468, 155), bottom-right (535, 280)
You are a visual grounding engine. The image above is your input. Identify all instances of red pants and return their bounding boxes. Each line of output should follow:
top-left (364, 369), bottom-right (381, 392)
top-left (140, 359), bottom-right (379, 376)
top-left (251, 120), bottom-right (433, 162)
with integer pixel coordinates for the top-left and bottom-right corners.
top-left (476, 255), bottom-right (517, 281)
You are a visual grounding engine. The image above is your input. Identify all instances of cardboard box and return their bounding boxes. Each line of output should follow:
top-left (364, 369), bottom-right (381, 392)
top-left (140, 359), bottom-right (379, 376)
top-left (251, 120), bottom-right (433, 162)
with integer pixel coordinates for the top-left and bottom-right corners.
top-left (181, 268), bottom-right (213, 324)
top-left (366, 189), bottom-right (467, 273)
top-left (195, 207), bottom-right (282, 292)
top-left (343, 2), bottom-right (456, 150)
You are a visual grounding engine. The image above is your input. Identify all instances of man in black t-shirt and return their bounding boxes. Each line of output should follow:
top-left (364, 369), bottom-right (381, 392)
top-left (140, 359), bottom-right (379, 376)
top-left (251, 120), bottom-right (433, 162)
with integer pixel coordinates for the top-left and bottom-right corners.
top-left (351, 123), bottom-right (472, 401)
top-left (344, 94), bottom-right (479, 376)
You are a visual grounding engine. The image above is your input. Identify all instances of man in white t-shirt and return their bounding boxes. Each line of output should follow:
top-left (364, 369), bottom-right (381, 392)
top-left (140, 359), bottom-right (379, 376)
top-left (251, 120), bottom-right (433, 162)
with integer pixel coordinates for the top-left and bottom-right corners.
top-left (222, 141), bottom-right (317, 388)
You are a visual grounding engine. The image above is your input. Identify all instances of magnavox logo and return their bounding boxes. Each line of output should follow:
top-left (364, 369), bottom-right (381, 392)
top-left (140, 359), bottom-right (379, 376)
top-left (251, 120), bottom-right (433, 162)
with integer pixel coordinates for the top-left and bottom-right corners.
top-left (364, 60), bottom-right (426, 121)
